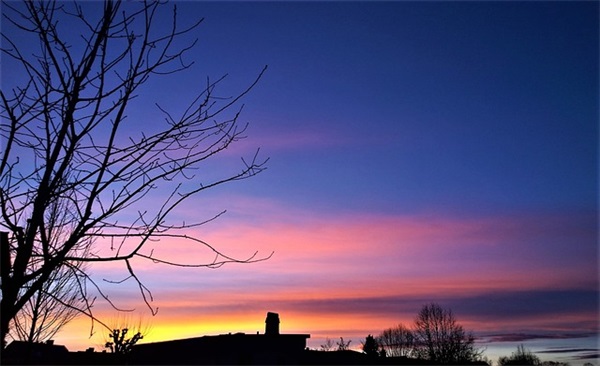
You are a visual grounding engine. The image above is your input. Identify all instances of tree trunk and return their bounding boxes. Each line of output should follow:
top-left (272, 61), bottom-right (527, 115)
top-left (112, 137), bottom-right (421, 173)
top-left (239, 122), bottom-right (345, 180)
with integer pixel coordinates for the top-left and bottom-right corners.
top-left (1, 231), bottom-right (13, 349)
top-left (1, 293), bottom-right (16, 349)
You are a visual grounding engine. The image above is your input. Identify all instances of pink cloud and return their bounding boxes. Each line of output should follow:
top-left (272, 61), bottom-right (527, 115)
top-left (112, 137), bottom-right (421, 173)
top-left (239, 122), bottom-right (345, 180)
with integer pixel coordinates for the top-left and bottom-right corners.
top-left (50, 200), bottom-right (596, 352)
top-left (89, 200), bottom-right (595, 303)
top-left (214, 124), bottom-right (355, 159)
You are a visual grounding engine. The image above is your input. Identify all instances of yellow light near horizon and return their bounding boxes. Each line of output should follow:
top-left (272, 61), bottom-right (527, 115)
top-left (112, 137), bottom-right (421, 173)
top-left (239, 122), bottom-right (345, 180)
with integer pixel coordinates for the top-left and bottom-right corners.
top-left (143, 319), bottom-right (267, 343)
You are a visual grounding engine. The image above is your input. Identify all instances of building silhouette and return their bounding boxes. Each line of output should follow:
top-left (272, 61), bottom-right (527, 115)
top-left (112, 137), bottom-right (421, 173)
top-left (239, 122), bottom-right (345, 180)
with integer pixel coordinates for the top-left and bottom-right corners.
top-left (130, 312), bottom-right (310, 365)
top-left (3, 340), bottom-right (69, 364)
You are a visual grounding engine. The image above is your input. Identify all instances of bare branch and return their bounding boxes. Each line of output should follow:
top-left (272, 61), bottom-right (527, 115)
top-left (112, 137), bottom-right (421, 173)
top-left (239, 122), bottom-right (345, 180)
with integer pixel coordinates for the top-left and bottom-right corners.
top-left (1, 0), bottom-right (269, 349)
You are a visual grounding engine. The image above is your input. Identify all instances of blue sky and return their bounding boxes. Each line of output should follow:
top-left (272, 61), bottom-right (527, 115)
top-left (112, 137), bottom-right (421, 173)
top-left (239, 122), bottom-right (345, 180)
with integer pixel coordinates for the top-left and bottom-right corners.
top-left (175, 1), bottom-right (597, 216)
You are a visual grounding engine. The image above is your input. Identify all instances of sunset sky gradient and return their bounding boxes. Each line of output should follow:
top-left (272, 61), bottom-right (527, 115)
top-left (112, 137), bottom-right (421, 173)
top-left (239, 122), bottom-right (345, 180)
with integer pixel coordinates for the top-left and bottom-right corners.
top-left (2, 1), bottom-right (598, 365)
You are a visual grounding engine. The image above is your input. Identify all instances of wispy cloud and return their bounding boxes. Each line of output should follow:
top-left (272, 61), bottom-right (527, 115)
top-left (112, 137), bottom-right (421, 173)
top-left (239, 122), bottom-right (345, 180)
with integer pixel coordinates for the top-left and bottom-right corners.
top-left (218, 124), bottom-right (357, 158)
top-left (538, 347), bottom-right (599, 354)
top-left (479, 332), bottom-right (598, 343)
top-left (574, 352), bottom-right (600, 360)
top-left (87, 198), bottom-right (597, 307)
top-left (55, 198), bottom-right (597, 351)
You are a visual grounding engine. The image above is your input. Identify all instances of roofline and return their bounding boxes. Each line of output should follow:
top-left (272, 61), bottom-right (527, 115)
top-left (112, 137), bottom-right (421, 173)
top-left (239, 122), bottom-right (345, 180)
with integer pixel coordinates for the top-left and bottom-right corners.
top-left (135, 333), bottom-right (311, 347)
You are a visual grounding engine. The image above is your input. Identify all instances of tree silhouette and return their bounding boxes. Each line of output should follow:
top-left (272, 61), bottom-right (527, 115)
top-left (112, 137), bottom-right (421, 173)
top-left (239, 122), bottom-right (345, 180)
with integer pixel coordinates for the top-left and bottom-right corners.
top-left (377, 323), bottom-right (414, 357)
top-left (319, 337), bottom-right (335, 352)
top-left (9, 261), bottom-right (87, 344)
top-left (336, 337), bottom-right (351, 351)
top-left (498, 345), bottom-right (541, 366)
top-left (412, 303), bottom-right (483, 364)
top-left (361, 334), bottom-right (380, 357)
top-left (105, 328), bottom-right (143, 355)
top-left (0, 0), bottom-right (269, 348)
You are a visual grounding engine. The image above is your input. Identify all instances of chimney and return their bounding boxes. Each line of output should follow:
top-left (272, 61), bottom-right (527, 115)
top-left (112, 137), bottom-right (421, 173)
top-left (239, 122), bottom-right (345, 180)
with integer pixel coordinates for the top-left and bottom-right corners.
top-left (46, 340), bottom-right (54, 346)
top-left (265, 312), bottom-right (280, 335)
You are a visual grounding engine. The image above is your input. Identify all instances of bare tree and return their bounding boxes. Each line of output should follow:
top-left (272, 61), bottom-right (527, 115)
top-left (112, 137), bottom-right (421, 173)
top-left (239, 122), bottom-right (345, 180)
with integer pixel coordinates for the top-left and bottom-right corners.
top-left (8, 199), bottom-right (89, 344)
top-left (412, 303), bottom-right (483, 364)
top-left (498, 345), bottom-right (541, 366)
top-left (105, 328), bottom-right (143, 354)
top-left (336, 337), bottom-right (351, 351)
top-left (319, 337), bottom-right (335, 352)
top-left (102, 315), bottom-right (150, 354)
top-left (377, 323), bottom-right (414, 357)
top-left (103, 318), bottom-right (148, 364)
top-left (10, 262), bottom-right (86, 344)
top-left (0, 0), bottom-right (269, 348)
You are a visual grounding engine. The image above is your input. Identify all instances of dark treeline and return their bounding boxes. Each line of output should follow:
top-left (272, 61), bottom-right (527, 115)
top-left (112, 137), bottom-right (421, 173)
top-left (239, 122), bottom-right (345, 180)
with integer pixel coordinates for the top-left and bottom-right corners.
top-left (321, 303), bottom-right (572, 366)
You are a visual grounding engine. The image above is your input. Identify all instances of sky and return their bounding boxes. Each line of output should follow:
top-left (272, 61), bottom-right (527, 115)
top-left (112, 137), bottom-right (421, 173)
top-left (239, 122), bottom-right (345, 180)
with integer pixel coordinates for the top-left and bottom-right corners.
top-left (1, 1), bottom-right (598, 365)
